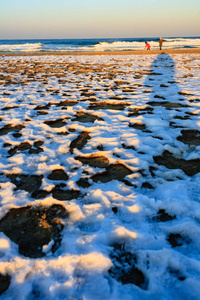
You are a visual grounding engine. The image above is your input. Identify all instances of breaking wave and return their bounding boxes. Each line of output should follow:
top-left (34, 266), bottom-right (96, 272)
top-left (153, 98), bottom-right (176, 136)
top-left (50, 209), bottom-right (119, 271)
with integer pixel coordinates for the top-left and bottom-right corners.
top-left (0, 37), bottom-right (199, 53)
top-left (0, 43), bottom-right (43, 52)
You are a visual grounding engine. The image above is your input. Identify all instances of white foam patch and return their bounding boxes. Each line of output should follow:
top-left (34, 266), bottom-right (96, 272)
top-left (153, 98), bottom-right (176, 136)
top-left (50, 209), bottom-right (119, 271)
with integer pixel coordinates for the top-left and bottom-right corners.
top-left (0, 53), bottom-right (200, 299)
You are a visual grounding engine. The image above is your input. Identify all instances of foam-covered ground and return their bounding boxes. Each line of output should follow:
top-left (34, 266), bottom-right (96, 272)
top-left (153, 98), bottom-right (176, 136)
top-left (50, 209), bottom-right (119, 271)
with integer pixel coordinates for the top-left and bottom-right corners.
top-left (0, 53), bottom-right (200, 300)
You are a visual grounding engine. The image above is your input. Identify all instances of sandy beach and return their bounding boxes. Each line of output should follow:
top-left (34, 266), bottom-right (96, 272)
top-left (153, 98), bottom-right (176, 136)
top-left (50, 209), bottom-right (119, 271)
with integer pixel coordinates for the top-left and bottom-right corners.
top-left (0, 48), bottom-right (200, 56)
top-left (0, 51), bottom-right (200, 299)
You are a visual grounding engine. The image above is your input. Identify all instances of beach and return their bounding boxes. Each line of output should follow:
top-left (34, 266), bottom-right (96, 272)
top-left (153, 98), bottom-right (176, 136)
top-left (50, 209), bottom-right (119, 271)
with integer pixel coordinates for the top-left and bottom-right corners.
top-left (0, 48), bottom-right (200, 56)
top-left (0, 50), bottom-right (200, 299)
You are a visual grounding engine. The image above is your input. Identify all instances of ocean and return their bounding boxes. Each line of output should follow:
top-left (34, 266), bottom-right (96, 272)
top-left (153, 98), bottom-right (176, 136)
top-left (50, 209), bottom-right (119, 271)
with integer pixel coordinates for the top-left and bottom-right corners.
top-left (0, 37), bottom-right (200, 53)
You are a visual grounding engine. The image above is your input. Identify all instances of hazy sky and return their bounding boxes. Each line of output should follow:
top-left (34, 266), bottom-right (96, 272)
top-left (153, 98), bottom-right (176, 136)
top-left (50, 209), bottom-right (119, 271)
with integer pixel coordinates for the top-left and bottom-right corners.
top-left (0, 0), bottom-right (200, 39)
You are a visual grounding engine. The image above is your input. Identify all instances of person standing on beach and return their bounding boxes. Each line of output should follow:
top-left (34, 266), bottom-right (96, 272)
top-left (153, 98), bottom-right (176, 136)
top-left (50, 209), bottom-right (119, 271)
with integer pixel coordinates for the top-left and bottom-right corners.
top-left (144, 42), bottom-right (151, 50)
top-left (159, 37), bottom-right (163, 50)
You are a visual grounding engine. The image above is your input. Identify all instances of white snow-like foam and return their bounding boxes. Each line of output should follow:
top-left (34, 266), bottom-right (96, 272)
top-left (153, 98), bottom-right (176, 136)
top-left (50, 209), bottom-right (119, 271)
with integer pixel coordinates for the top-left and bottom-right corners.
top-left (0, 53), bottom-right (200, 299)
top-left (93, 38), bottom-right (200, 51)
top-left (0, 43), bottom-right (43, 52)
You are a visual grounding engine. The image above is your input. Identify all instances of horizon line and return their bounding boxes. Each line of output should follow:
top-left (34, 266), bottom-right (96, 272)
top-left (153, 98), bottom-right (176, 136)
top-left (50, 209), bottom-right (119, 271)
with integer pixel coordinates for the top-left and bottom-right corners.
top-left (0, 35), bottom-right (199, 41)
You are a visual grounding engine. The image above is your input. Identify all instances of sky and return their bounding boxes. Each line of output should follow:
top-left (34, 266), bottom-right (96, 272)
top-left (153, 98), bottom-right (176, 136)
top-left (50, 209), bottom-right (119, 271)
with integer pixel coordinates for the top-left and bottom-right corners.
top-left (0, 0), bottom-right (200, 39)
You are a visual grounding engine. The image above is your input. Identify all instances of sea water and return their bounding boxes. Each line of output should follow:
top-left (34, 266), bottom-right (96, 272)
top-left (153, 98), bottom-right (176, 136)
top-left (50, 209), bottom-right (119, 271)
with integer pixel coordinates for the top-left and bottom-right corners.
top-left (0, 36), bottom-right (200, 53)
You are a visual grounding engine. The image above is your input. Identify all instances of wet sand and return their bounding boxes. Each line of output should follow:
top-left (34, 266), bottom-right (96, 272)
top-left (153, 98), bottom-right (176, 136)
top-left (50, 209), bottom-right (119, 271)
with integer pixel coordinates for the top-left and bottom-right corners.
top-left (0, 49), bottom-right (200, 299)
top-left (0, 48), bottom-right (200, 56)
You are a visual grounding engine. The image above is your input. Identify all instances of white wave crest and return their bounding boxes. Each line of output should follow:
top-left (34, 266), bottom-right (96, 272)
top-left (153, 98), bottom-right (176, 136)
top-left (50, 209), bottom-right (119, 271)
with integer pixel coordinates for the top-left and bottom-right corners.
top-left (92, 39), bottom-right (200, 51)
top-left (0, 38), bottom-right (200, 53)
top-left (93, 41), bottom-right (144, 51)
top-left (0, 43), bottom-right (43, 52)
top-left (164, 38), bottom-right (200, 48)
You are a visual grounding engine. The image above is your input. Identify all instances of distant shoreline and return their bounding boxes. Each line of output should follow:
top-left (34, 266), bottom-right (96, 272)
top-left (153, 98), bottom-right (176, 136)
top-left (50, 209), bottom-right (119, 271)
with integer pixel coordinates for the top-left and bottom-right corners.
top-left (0, 48), bottom-right (200, 56)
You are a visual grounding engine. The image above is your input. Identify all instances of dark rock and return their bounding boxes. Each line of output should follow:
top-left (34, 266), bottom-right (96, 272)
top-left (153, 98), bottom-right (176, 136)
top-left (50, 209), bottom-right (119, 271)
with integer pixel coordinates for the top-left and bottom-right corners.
top-left (142, 182), bottom-right (154, 189)
top-left (12, 133), bottom-right (22, 138)
top-left (0, 124), bottom-right (25, 136)
top-left (113, 153), bottom-right (121, 159)
top-left (0, 204), bottom-right (68, 258)
top-left (2, 105), bottom-right (19, 110)
top-left (188, 98), bottom-right (200, 103)
top-left (68, 128), bottom-right (76, 133)
top-left (168, 268), bottom-right (186, 281)
top-left (167, 233), bottom-right (190, 248)
top-left (81, 91), bottom-right (96, 97)
top-left (57, 131), bottom-right (69, 135)
top-left (8, 141), bottom-right (32, 156)
top-left (128, 106), bottom-right (153, 117)
top-left (37, 110), bottom-right (48, 115)
top-left (174, 115), bottom-right (190, 120)
top-left (121, 143), bottom-right (135, 151)
top-left (82, 170), bottom-right (89, 175)
top-left (31, 189), bottom-right (51, 199)
top-left (117, 265), bottom-right (146, 287)
top-left (147, 101), bottom-right (188, 109)
top-left (177, 129), bottom-right (200, 146)
top-left (34, 102), bottom-right (52, 110)
top-left (112, 207), bottom-right (118, 214)
top-left (153, 209), bottom-right (176, 222)
top-left (149, 166), bottom-right (156, 177)
top-left (0, 273), bottom-right (11, 296)
top-left (29, 147), bottom-right (43, 154)
top-left (52, 187), bottom-right (81, 201)
top-left (122, 179), bottom-right (135, 186)
top-left (154, 95), bottom-right (166, 100)
top-left (149, 72), bottom-right (162, 76)
top-left (178, 91), bottom-right (194, 96)
top-left (153, 150), bottom-right (200, 176)
top-left (160, 84), bottom-right (168, 87)
top-left (73, 111), bottom-right (103, 123)
top-left (109, 243), bottom-right (147, 289)
top-left (185, 112), bottom-right (198, 117)
top-left (3, 143), bottom-right (12, 147)
top-left (56, 100), bottom-right (78, 107)
top-left (75, 154), bottom-right (109, 168)
top-left (44, 118), bottom-right (67, 128)
top-left (97, 145), bottom-right (104, 151)
top-left (91, 163), bottom-right (133, 183)
top-left (47, 169), bottom-right (69, 181)
top-left (7, 173), bottom-right (43, 193)
top-left (69, 131), bottom-right (91, 154)
top-left (169, 121), bottom-right (184, 129)
top-left (178, 276), bottom-right (186, 281)
top-left (152, 136), bottom-right (163, 140)
top-left (142, 89), bottom-right (152, 94)
top-left (129, 122), bottom-right (146, 130)
top-left (134, 74), bottom-right (143, 79)
top-left (109, 96), bottom-right (127, 101)
top-left (33, 140), bottom-right (44, 147)
top-left (89, 101), bottom-right (129, 110)
top-left (76, 178), bottom-right (91, 188)
top-left (168, 81), bottom-right (177, 84)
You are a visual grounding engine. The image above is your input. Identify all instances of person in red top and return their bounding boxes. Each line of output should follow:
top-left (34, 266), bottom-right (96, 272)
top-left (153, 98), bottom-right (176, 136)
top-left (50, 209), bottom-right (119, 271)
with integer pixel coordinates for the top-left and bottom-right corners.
top-left (144, 42), bottom-right (151, 50)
